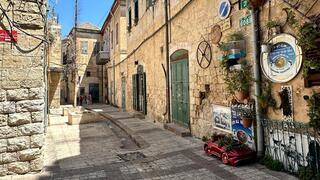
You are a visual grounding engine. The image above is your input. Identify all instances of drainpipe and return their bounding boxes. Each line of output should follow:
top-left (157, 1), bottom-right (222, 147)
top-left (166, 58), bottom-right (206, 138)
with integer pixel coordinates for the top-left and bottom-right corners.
top-left (251, 8), bottom-right (263, 157)
top-left (164, 0), bottom-right (171, 123)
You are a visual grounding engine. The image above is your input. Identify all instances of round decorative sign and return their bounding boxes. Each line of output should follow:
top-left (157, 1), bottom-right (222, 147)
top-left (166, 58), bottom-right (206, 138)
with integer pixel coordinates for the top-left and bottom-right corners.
top-left (261, 34), bottom-right (302, 83)
top-left (197, 41), bottom-right (212, 69)
top-left (218, 0), bottom-right (231, 20)
top-left (211, 25), bottom-right (222, 44)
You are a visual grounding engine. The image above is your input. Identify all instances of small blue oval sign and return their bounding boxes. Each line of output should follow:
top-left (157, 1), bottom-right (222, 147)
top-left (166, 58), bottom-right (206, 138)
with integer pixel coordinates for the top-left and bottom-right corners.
top-left (219, 0), bottom-right (231, 20)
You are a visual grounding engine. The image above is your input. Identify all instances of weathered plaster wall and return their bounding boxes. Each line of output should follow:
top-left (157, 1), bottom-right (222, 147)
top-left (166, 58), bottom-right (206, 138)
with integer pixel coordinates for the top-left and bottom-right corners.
top-left (0, 0), bottom-right (47, 175)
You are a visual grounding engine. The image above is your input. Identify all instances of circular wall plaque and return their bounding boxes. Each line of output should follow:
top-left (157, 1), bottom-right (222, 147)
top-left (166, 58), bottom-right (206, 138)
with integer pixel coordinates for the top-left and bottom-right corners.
top-left (211, 25), bottom-right (222, 44)
top-left (218, 0), bottom-right (231, 20)
top-left (261, 34), bottom-right (302, 83)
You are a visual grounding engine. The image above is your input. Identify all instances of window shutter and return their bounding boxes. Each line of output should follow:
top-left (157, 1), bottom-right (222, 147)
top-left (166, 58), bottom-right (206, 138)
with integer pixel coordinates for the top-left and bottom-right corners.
top-left (132, 74), bottom-right (137, 110)
top-left (143, 72), bottom-right (147, 114)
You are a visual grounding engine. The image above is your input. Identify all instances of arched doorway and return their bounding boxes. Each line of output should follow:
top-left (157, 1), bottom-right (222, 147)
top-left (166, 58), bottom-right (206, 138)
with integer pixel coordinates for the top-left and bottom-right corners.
top-left (132, 65), bottom-right (147, 114)
top-left (170, 49), bottom-right (189, 127)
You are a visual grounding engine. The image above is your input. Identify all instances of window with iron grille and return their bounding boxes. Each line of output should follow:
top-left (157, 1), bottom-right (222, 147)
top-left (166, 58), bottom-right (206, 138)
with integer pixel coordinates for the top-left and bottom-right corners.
top-left (81, 41), bottom-right (88, 54)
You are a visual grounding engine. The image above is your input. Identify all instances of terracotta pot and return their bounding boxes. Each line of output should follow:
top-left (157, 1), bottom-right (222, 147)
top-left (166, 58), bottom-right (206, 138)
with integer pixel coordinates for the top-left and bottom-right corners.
top-left (242, 118), bottom-right (253, 128)
top-left (248, 0), bottom-right (266, 8)
top-left (234, 91), bottom-right (249, 103)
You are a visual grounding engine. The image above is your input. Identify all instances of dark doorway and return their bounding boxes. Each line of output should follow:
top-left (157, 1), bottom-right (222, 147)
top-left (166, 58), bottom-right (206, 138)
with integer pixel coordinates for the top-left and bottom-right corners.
top-left (89, 83), bottom-right (100, 103)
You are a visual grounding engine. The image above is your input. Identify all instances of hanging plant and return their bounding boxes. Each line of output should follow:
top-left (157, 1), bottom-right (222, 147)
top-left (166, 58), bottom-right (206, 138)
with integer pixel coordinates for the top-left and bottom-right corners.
top-left (224, 60), bottom-right (253, 102)
top-left (266, 20), bottom-right (281, 36)
top-left (257, 81), bottom-right (277, 116)
top-left (298, 23), bottom-right (320, 51)
top-left (307, 93), bottom-right (320, 131)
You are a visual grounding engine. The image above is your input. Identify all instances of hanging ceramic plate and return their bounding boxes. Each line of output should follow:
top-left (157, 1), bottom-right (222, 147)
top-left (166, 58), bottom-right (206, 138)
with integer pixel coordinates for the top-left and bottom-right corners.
top-left (261, 34), bottom-right (302, 83)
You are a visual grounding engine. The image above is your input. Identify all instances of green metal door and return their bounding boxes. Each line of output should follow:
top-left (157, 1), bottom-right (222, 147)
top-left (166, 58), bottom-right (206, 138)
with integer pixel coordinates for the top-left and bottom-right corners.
top-left (171, 59), bottom-right (189, 126)
top-left (121, 78), bottom-right (126, 110)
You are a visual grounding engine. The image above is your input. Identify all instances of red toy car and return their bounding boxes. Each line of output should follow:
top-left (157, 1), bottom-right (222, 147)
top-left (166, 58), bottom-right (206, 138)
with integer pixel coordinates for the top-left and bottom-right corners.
top-left (204, 140), bottom-right (256, 166)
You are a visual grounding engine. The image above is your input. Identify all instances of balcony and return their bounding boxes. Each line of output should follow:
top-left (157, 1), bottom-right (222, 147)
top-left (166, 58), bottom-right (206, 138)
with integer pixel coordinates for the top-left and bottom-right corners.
top-left (96, 51), bottom-right (110, 65)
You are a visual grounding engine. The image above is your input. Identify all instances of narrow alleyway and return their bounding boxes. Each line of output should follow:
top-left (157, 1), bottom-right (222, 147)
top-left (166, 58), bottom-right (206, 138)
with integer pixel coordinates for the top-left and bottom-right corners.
top-left (2, 105), bottom-right (297, 180)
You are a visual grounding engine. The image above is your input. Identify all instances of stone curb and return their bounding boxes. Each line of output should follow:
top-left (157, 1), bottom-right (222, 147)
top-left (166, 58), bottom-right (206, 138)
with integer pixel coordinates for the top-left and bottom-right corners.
top-left (85, 107), bottom-right (150, 149)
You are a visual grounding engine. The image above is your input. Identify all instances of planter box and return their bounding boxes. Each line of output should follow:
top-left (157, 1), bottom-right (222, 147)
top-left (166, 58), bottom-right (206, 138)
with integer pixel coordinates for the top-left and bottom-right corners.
top-left (68, 111), bottom-right (104, 125)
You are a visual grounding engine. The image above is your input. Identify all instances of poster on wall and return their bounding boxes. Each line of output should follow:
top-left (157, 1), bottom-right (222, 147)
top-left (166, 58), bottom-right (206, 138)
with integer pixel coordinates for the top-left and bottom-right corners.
top-left (231, 104), bottom-right (255, 149)
top-left (212, 105), bottom-right (232, 132)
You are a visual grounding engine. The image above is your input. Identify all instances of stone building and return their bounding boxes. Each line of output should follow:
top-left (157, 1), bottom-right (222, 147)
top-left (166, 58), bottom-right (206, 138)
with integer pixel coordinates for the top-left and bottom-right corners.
top-left (109, 0), bottom-right (320, 140)
top-left (101, 0), bottom-right (127, 109)
top-left (47, 16), bottom-right (63, 111)
top-left (0, 0), bottom-right (47, 176)
top-left (62, 23), bottom-right (104, 105)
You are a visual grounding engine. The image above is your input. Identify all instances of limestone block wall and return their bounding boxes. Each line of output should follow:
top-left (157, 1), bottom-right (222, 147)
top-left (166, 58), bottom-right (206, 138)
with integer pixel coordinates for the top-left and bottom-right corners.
top-left (259, 0), bottom-right (320, 123)
top-left (0, 0), bottom-right (47, 176)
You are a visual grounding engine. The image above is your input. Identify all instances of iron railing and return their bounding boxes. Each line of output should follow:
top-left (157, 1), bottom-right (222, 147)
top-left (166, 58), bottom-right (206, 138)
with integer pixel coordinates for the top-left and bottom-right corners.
top-left (261, 119), bottom-right (320, 174)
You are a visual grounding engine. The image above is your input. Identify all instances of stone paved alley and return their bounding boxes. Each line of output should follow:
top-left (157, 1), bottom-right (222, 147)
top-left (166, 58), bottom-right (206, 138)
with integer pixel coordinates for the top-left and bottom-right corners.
top-left (1, 105), bottom-right (297, 180)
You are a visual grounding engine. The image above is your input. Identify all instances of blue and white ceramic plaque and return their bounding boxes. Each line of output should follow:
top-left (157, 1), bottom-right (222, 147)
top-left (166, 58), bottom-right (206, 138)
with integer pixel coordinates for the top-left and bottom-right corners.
top-left (261, 34), bottom-right (302, 83)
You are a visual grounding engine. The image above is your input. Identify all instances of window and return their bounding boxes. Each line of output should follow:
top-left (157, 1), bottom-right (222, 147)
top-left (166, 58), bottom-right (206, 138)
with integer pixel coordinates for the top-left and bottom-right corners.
top-left (86, 71), bottom-right (91, 77)
top-left (93, 42), bottom-right (100, 55)
top-left (146, 0), bottom-right (153, 9)
top-left (134, 0), bottom-right (139, 24)
top-left (128, 7), bottom-right (132, 31)
top-left (111, 30), bottom-right (113, 49)
top-left (80, 41), bottom-right (88, 54)
top-left (116, 23), bottom-right (119, 45)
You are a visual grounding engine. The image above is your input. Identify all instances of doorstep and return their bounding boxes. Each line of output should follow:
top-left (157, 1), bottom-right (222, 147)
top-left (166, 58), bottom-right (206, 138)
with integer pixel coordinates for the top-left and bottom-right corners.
top-left (164, 123), bottom-right (191, 137)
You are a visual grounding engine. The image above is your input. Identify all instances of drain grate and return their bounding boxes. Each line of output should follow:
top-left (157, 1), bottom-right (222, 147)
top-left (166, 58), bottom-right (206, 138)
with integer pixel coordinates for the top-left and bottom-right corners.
top-left (117, 152), bottom-right (146, 162)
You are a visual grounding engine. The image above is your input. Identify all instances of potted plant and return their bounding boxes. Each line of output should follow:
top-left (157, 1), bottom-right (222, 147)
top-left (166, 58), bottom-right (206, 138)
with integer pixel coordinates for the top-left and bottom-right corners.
top-left (298, 23), bottom-right (320, 51)
top-left (227, 32), bottom-right (245, 56)
top-left (239, 107), bottom-right (255, 128)
top-left (307, 93), bottom-right (320, 131)
top-left (266, 20), bottom-right (281, 36)
top-left (303, 59), bottom-right (320, 78)
top-left (218, 135), bottom-right (234, 152)
top-left (257, 81), bottom-right (277, 116)
top-left (224, 60), bottom-right (253, 102)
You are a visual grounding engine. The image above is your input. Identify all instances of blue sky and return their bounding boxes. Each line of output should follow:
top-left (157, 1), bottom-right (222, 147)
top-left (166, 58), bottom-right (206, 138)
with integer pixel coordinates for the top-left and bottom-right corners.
top-left (49, 0), bottom-right (113, 37)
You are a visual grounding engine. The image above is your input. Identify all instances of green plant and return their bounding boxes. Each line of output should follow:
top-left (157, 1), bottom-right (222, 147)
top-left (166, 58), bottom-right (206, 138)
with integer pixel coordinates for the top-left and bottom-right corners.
top-left (298, 23), bottom-right (320, 51)
top-left (260, 155), bottom-right (284, 171)
top-left (217, 136), bottom-right (234, 152)
top-left (218, 42), bottom-right (229, 52)
top-left (227, 32), bottom-right (244, 41)
top-left (257, 81), bottom-right (277, 115)
top-left (224, 60), bottom-right (253, 94)
top-left (202, 136), bottom-right (208, 142)
top-left (307, 93), bottom-right (320, 130)
top-left (239, 108), bottom-right (255, 119)
top-left (266, 20), bottom-right (281, 28)
top-left (286, 10), bottom-right (298, 28)
top-left (303, 59), bottom-right (320, 77)
top-left (298, 166), bottom-right (320, 180)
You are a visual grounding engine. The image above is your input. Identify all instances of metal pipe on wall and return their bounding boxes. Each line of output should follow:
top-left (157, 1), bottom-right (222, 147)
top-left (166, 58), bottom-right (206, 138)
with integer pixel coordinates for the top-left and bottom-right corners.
top-left (251, 8), bottom-right (264, 157)
top-left (164, 0), bottom-right (171, 123)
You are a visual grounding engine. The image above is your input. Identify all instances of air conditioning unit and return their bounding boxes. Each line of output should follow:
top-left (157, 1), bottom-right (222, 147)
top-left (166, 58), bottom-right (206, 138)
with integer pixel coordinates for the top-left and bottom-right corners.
top-left (96, 51), bottom-right (110, 65)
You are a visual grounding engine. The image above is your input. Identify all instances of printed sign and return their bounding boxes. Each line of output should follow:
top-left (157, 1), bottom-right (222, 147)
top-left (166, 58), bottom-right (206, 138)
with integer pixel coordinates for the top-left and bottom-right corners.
top-left (240, 14), bottom-right (252, 27)
top-left (0, 30), bottom-right (17, 42)
top-left (212, 105), bottom-right (232, 132)
top-left (269, 42), bottom-right (296, 74)
top-left (231, 104), bottom-right (255, 149)
top-left (239, 0), bottom-right (249, 9)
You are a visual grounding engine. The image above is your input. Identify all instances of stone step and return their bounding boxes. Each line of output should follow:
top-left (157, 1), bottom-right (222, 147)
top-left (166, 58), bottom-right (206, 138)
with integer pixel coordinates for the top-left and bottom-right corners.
top-left (164, 123), bottom-right (191, 137)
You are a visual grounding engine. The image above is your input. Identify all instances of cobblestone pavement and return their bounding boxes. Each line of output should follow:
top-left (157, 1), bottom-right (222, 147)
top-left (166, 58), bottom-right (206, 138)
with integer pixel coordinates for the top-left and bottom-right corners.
top-left (1, 105), bottom-right (298, 180)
